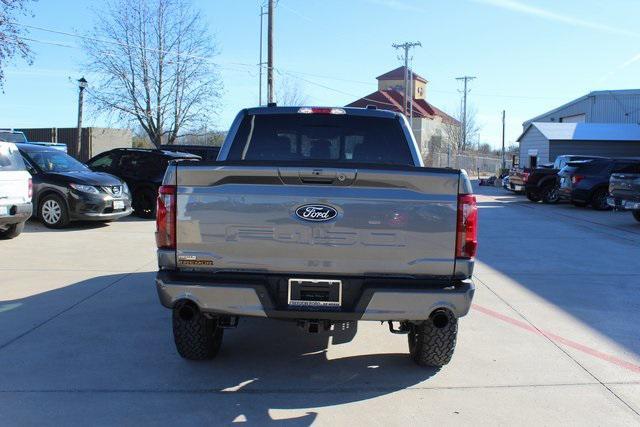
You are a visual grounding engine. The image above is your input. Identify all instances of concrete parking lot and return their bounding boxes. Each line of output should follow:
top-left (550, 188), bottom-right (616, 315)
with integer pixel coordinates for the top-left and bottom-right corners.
top-left (1, 184), bottom-right (639, 425)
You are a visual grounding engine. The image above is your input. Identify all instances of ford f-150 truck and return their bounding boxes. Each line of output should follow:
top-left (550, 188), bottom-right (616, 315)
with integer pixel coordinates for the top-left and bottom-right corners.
top-left (155, 106), bottom-right (477, 367)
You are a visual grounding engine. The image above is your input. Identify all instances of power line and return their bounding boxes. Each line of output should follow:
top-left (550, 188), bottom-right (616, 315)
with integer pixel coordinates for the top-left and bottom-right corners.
top-left (13, 21), bottom-right (571, 102)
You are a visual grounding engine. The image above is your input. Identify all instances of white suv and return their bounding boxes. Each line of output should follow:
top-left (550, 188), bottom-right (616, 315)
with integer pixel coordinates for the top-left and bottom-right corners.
top-left (0, 142), bottom-right (32, 239)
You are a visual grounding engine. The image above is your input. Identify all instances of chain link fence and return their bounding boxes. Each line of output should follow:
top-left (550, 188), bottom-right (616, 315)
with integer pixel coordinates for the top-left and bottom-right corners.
top-left (425, 151), bottom-right (513, 177)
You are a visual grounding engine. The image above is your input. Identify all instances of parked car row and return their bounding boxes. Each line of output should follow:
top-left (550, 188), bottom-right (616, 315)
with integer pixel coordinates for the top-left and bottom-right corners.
top-left (0, 140), bottom-right (203, 238)
top-left (505, 154), bottom-right (640, 222)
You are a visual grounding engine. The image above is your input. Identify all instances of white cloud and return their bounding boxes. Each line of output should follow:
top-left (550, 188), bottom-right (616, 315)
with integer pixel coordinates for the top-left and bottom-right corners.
top-left (599, 51), bottom-right (640, 82)
top-left (472, 0), bottom-right (640, 38)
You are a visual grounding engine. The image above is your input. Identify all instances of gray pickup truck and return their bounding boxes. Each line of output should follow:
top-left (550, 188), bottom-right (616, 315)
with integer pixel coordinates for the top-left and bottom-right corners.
top-left (155, 106), bottom-right (477, 367)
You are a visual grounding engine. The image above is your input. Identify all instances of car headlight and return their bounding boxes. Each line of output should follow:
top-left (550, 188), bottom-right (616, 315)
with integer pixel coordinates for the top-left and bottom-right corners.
top-left (69, 183), bottom-right (100, 194)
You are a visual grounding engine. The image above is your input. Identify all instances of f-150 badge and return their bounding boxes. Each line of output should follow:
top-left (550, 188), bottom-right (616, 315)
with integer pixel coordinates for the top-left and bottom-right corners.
top-left (295, 204), bottom-right (338, 222)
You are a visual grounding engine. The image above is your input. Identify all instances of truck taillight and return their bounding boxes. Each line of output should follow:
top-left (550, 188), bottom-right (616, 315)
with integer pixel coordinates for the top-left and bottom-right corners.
top-left (28, 178), bottom-right (32, 199)
top-left (522, 172), bottom-right (530, 183)
top-left (571, 175), bottom-right (585, 185)
top-left (456, 194), bottom-right (478, 259)
top-left (156, 185), bottom-right (176, 249)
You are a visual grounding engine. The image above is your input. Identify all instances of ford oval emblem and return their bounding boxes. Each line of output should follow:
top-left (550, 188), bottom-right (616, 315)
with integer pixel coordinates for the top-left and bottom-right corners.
top-left (295, 204), bottom-right (338, 222)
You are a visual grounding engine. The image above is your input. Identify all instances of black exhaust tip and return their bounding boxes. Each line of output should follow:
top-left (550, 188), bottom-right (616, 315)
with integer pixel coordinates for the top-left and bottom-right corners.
top-left (430, 309), bottom-right (451, 329)
top-left (176, 301), bottom-right (197, 322)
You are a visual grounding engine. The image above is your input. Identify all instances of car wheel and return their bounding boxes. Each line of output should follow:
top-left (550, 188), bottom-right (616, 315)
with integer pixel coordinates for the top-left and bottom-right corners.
top-left (134, 188), bottom-right (157, 219)
top-left (591, 189), bottom-right (611, 211)
top-left (525, 190), bottom-right (541, 202)
top-left (39, 194), bottom-right (69, 228)
top-left (408, 309), bottom-right (458, 367)
top-left (633, 210), bottom-right (640, 222)
top-left (172, 301), bottom-right (223, 360)
top-left (541, 184), bottom-right (560, 204)
top-left (0, 222), bottom-right (25, 239)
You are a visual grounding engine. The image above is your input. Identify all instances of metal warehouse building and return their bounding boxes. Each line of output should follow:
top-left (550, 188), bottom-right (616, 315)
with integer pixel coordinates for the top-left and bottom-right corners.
top-left (517, 122), bottom-right (640, 167)
top-left (523, 89), bottom-right (640, 127)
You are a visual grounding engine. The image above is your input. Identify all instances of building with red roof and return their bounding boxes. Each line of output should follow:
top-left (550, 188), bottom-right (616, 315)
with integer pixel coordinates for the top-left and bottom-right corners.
top-left (346, 66), bottom-right (459, 158)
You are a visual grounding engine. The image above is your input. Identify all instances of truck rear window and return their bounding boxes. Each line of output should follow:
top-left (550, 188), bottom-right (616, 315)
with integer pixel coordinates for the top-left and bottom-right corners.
top-left (227, 114), bottom-right (414, 166)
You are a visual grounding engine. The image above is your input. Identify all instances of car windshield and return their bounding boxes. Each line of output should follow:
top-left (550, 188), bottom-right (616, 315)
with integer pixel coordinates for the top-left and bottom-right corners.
top-left (0, 131), bottom-right (27, 143)
top-left (0, 143), bottom-right (26, 171)
top-left (29, 151), bottom-right (88, 172)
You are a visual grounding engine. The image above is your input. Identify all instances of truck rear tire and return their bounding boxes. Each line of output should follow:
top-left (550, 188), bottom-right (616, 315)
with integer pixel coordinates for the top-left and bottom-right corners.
top-left (591, 188), bottom-right (611, 211)
top-left (408, 310), bottom-right (458, 367)
top-left (525, 190), bottom-right (540, 202)
top-left (0, 222), bottom-right (25, 239)
top-left (541, 184), bottom-right (560, 204)
top-left (633, 210), bottom-right (640, 222)
top-left (172, 302), bottom-right (223, 360)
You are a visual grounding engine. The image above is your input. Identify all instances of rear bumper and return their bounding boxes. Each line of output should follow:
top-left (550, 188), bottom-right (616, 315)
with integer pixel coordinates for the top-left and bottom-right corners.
top-left (155, 270), bottom-right (475, 321)
top-left (607, 196), bottom-right (640, 210)
top-left (0, 202), bottom-right (32, 226)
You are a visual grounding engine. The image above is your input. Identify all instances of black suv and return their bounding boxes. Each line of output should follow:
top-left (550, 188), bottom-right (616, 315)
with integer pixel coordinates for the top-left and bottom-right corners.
top-left (558, 158), bottom-right (640, 210)
top-left (87, 148), bottom-right (199, 218)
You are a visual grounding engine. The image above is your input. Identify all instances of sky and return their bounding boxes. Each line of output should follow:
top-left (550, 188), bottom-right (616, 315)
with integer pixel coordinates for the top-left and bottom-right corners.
top-left (1, 0), bottom-right (640, 149)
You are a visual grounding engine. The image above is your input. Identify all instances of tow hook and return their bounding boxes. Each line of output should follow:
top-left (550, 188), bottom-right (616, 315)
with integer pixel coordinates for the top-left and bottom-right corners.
top-left (388, 321), bottom-right (410, 334)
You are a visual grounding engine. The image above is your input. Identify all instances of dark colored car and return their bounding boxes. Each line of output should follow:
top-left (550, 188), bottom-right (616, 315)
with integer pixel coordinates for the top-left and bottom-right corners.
top-left (524, 155), bottom-right (606, 204)
top-left (87, 148), bottom-right (199, 218)
top-left (159, 144), bottom-right (220, 161)
top-left (607, 164), bottom-right (640, 222)
top-left (558, 158), bottom-right (640, 210)
top-left (16, 143), bottom-right (132, 228)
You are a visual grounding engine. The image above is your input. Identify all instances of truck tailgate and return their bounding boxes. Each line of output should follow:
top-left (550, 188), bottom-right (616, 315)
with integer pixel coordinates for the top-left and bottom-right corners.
top-left (172, 164), bottom-right (460, 277)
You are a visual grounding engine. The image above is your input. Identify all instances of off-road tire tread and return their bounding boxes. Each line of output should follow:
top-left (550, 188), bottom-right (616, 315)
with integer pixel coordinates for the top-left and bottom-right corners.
top-left (172, 309), bottom-right (223, 360)
top-left (408, 312), bottom-right (458, 367)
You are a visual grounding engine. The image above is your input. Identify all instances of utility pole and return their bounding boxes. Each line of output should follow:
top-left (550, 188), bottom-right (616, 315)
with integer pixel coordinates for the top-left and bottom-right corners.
top-left (501, 110), bottom-right (506, 170)
top-left (267, 0), bottom-right (275, 104)
top-left (456, 75), bottom-right (476, 151)
top-left (76, 77), bottom-right (87, 159)
top-left (392, 41), bottom-right (421, 115)
top-left (258, 5), bottom-right (267, 106)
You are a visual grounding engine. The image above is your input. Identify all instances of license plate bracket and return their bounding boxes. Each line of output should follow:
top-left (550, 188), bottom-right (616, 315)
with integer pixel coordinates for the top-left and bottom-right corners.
top-left (288, 278), bottom-right (342, 309)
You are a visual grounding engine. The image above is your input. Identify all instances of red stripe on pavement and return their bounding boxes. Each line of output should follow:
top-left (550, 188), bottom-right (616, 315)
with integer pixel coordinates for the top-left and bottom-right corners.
top-left (472, 304), bottom-right (640, 374)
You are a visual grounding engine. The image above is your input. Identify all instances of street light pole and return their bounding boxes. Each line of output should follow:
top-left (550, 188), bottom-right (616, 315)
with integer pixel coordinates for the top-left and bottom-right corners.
top-left (258, 5), bottom-right (267, 106)
top-left (76, 77), bottom-right (88, 159)
top-left (267, 0), bottom-right (274, 104)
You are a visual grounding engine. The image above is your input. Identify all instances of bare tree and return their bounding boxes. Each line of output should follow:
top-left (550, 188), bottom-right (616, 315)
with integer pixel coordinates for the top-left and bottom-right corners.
top-left (0, 0), bottom-right (34, 90)
top-left (84, 0), bottom-right (222, 146)
top-left (443, 104), bottom-right (480, 153)
top-left (276, 78), bottom-right (308, 106)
